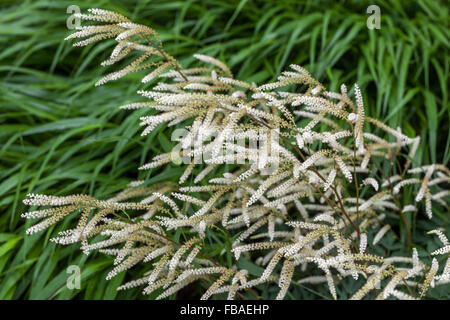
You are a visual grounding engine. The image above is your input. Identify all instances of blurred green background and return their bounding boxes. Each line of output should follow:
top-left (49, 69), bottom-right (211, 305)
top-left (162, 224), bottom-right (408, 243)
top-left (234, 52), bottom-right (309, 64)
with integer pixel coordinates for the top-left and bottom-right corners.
top-left (0, 0), bottom-right (448, 299)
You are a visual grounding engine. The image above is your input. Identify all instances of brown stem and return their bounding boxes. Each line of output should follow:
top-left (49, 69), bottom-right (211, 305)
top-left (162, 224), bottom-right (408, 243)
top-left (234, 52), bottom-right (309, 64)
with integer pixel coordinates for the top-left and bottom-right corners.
top-left (372, 160), bottom-right (412, 251)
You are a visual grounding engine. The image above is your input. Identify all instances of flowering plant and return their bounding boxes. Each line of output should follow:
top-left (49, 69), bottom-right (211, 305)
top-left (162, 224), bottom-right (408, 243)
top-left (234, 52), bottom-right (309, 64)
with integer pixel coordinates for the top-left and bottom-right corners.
top-left (22, 8), bottom-right (449, 300)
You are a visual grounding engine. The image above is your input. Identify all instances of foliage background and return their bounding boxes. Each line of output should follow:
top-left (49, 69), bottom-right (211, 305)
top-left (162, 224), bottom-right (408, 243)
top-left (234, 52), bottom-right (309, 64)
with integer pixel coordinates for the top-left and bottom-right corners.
top-left (0, 0), bottom-right (448, 299)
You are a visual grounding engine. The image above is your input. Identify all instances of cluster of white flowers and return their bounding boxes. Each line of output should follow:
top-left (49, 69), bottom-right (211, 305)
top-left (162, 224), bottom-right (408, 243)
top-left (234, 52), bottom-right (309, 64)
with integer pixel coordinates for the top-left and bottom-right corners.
top-left (19, 8), bottom-right (450, 300)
